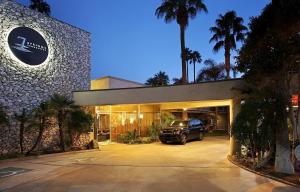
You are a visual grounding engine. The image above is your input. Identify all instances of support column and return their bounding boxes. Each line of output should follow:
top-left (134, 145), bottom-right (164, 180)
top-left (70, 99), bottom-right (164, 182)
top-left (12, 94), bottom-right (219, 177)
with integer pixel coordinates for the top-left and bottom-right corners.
top-left (229, 99), bottom-right (241, 156)
top-left (182, 109), bottom-right (188, 120)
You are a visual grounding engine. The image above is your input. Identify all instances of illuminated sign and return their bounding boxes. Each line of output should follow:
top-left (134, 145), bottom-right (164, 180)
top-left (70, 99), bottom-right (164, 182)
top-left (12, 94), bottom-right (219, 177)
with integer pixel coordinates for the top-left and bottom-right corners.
top-left (292, 95), bottom-right (298, 107)
top-left (8, 27), bottom-right (48, 66)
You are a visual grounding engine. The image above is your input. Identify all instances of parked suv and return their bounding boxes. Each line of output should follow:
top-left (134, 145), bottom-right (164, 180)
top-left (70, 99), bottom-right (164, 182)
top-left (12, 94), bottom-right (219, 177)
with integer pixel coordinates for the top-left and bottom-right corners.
top-left (159, 119), bottom-right (205, 145)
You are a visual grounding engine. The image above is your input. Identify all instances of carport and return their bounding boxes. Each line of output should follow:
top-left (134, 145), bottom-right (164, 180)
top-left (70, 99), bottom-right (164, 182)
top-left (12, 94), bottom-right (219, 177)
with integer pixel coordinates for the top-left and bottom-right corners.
top-left (73, 79), bottom-right (245, 155)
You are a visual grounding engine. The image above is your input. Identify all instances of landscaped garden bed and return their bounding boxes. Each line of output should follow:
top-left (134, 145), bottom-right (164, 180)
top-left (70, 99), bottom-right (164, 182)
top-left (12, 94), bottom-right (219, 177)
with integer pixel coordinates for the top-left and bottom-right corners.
top-left (228, 155), bottom-right (300, 187)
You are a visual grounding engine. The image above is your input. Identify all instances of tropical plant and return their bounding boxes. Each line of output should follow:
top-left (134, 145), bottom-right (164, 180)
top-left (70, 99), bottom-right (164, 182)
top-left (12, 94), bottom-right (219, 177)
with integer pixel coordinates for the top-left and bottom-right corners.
top-left (49, 94), bottom-right (75, 151)
top-left (209, 10), bottom-right (247, 79)
top-left (155, 0), bottom-right (207, 83)
top-left (26, 102), bottom-right (52, 155)
top-left (196, 59), bottom-right (225, 82)
top-left (148, 123), bottom-right (161, 141)
top-left (172, 77), bottom-right (184, 85)
top-left (161, 112), bottom-right (175, 128)
top-left (232, 92), bottom-right (277, 168)
top-left (29, 0), bottom-right (51, 16)
top-left (15, 109), bottom-right (32, 154)
top-left (187, 49), bottom-right (202, 82)
top-left (145, 71), bottom-right (170, 87)
top-left (0, 105), bottom-right (8, 127)
top-left (118, 130), bottom-right (138, 144)
top-left (237, 0), bottom-right (300, 174)
top-left (67, 109), bottom-right (94, 147)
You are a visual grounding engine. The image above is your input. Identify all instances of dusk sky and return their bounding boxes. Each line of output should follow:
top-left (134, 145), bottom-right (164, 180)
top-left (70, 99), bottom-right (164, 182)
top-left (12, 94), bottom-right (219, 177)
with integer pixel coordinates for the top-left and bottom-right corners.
top-left (17, 0), bottom-right (270, 83)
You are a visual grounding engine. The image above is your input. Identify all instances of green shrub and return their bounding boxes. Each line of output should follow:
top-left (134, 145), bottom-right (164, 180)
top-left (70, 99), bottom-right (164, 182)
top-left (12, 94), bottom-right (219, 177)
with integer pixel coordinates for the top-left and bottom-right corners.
top-left (148, 123), bottom-right (161, 141)
top-left (118, 130), bottom-right (154, 144)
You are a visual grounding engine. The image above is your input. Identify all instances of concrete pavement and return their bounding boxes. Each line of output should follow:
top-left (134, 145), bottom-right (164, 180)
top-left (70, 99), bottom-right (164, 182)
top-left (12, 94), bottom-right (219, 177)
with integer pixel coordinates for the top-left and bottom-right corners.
top-left (0, 136), bottom-right (299, 192)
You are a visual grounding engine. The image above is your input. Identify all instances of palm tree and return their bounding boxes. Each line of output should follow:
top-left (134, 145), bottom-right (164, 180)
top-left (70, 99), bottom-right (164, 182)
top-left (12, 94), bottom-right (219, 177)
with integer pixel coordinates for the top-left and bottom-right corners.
top-left (29, 0), bottom-right (51, 16)
top-left (155, 0), bottom-right (207, 83)
top-left (185, 48), bottom-right (192, 82)
top-left (196, 59), bottom-right (225, 82)
top-left (209, 11), bottom-right (247, 79)
top-left (186, 48), bottom-right (202, 82)
top-left (145, 71), bottom-right (170, 87)
top-left (15, 109), bottom-right (32, 154)
top-left (49, 94), bottom-right (75, 151)
top-left (26, 102), bottom-right (51, 155)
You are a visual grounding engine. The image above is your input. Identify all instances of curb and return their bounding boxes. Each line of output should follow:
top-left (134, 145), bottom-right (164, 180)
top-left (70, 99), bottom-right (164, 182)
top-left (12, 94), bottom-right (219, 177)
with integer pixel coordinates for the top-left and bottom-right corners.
top-left (227, 155), bottom-right (300, 188)
top-left (0, 149), bottom-right (100, 163)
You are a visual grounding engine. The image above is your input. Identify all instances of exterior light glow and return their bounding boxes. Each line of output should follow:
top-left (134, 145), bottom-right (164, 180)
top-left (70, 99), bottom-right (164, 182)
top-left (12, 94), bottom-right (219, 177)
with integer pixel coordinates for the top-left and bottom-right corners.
top-left (139, 114), bottom-right (144, 119)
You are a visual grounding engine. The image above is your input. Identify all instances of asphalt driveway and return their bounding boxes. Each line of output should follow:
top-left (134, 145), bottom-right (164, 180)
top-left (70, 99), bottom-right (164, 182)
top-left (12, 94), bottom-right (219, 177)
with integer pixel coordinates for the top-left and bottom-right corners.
top-left (0, 136), bottom-right (298, 192)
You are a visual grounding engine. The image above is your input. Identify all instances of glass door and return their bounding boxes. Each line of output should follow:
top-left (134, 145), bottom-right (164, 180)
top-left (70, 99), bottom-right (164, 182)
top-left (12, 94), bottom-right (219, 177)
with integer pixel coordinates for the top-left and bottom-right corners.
top-left (98, 113), bottom-right (111, 142)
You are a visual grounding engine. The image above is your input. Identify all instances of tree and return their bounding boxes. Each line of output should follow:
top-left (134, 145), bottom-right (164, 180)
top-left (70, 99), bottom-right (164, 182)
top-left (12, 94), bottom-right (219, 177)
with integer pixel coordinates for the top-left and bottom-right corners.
top-left (15, 109), bottom-right (32, 154)
top-left (26, 102), bottom-right (52, 155)
top-left (186, 48), bottom-right (202, 82)
top-left (156, 0), bottom-right (207, 83)
top-left (49, 94), bottom-right (75, 151)
top-left (196, 59), bottom-right (225, 82)
top-left (0, 106), bottom-right (8, 127)
top-left (67, 109), bottom-right (93, 146)
top-left (172, 77), bottom-right (184, 85)
top-left (232, 90), bottom-right (277, 168)
top-left (237, 0), bottom-right (300, 174)
top-left (145, 71), bottom-right (170, 87)
top-left (209, 11), bottom-right (247, 79)
top-left (29, 0), bottom-right (51, 16)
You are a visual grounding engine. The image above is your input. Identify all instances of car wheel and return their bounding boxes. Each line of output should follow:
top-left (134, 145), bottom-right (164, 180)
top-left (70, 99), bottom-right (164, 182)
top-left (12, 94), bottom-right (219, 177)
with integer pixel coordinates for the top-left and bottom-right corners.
top-left (199, 132), bottom-right (204, 141)
top-left (161, 140), bottom-right (167, 144)
top-left (180, 134), bottom-right (187, 145)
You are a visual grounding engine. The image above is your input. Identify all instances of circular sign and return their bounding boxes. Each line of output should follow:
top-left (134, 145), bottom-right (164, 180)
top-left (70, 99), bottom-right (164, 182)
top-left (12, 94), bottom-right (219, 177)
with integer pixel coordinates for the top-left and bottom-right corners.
top-left (8, 27), bottom-right (48, 66)
top-left (295, 145), bottom-right (300, 161)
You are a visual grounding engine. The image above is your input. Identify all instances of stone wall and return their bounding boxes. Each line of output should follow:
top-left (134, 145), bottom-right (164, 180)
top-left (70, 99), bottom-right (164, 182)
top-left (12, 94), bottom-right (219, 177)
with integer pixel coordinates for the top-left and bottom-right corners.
top-left (0, 0), bottom-right (91, 155)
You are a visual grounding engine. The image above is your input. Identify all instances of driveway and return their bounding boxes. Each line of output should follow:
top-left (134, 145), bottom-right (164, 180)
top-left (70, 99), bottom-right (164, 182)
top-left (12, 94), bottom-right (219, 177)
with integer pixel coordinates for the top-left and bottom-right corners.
top-left (0, 136), bottom-right (298, 192)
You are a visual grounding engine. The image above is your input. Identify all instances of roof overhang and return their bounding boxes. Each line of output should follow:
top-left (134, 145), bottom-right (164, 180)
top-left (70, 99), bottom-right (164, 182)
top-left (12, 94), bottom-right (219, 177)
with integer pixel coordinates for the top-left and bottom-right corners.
top-left (73, 79), bottom-right (245, 106)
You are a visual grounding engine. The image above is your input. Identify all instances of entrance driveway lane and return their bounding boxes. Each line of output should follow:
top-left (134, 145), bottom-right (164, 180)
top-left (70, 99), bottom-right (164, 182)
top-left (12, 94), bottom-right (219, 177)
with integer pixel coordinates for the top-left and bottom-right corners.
top-left (0, 136), bottom-right (299, 192)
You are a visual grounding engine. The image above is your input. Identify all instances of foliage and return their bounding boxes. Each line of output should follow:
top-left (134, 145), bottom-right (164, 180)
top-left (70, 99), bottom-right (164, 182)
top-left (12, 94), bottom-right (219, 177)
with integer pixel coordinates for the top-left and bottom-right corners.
top-left (0, 105), bottom-right (8, 127)
top-left (14, 109), bottom-right (32, 154)
top-left (155, 0), bottom-right (207, 83)
top-left (161, 112), bottom-right (175, 128)
top-left (148, 123), bottom-right (161, 141)
top-left (29, 0), bottom-right (51, 16)
top-left (145, 71), bottom-right (170, 87)
top-left (233, 0), bottom-right (299, 174)
top-left (26, 102), bottom-right (52, 155)
top-left (48, 94), bottom-right (75, 151)
top-left (172, 77), bottom-right (184, 85)
top-left (209, 10), bottom-right (247, 79)
top-left (118, 130), bottom-right (139, 144)
top-left (237, 0), bottom-right (300, 83)
top-left (185, 48), bottom-right (202, 82)
top-left (67, 109), bottom-right (94, 146)
top-left (231, 89), bottom-right (288, 168)
top-left (196, 59), bottom-right (225, 82)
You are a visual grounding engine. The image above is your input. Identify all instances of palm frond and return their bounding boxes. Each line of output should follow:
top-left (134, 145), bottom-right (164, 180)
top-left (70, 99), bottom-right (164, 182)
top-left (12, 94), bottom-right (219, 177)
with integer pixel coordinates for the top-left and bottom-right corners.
top-left (212, 40), bottom-right (224, 53)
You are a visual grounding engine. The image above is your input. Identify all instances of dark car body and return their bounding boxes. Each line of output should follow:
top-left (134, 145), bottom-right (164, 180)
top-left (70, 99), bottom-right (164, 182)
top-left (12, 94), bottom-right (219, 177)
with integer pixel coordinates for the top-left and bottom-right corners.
top-left (159, 119), bottom-right (205, 145)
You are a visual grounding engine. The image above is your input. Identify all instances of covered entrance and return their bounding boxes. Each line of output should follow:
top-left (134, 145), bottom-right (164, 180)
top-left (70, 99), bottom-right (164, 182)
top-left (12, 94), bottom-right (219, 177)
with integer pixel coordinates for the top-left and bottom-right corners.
top-left (93, 100), bottom-right (232, 143)
top-left (73, 79), bottom-right (245, 154)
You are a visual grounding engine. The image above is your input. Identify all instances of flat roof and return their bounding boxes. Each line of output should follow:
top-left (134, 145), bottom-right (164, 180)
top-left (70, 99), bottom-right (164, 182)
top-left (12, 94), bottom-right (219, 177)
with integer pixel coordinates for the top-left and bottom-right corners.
top-left (73, 79), bottom-right (245, 106)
